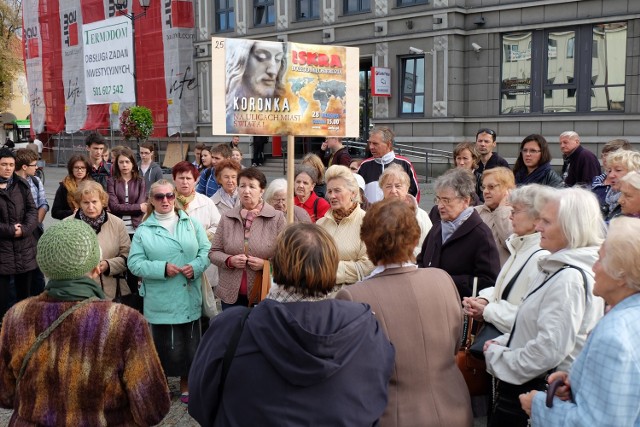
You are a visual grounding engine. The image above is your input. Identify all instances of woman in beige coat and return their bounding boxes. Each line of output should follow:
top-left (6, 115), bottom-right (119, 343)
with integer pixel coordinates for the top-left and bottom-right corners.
top-left (336, 199), bottom-right (472, 427)
top-left (210, 167), bottom-right (286, 309)
top-left (69, 180), bottom-right (131, 299)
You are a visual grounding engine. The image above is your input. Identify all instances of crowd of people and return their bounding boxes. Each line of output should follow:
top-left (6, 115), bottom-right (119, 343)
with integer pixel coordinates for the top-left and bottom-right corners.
top-left (1, 126), bottom-right (640, 426)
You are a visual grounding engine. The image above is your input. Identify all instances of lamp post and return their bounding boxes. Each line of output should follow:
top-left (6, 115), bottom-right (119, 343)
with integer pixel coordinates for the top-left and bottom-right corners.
top-left (113, 0), bottom-right (150, 104)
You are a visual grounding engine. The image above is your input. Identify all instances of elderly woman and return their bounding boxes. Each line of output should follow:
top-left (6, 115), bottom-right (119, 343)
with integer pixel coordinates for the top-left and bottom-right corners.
top-left (379, 163), bottom-right (432, 257)
top-left (0, 220), bottom-right (170, 425)
top-left (264, 178), bottom-right (311, 223)
top-left (520, 216), bottom-right (640, 425)
top-left (70, 181), bottom-right (131, 300)
top-left (210, 167), bottom-right (286, 309)
top-left (601, 149), bottom-right (640, 222)
top-left (619, 171), bottom-right (640, 217)
top-left (107, 147), bottom-right (147, 236)
top-left (211, 158), bottom-right (242, 215)
top-left (464, 184), bottom-right (550, 343)
top-left (317, 165), bottom-right (374, 286)
top-left (128, 179), bottom-right (211, 404)
top-left (512, 134), bottom-right (564, 187)
top-left (484, 187), bottom-right (605, 427)
top-left (294, 164), bottom-right (330, 222)
top-left (51, 154), bottom-right (93, 219)
top-left (301, 153), bottom-right (327, 199)
top-left (418, 167), bottom-right (500, 298)
top-left (336, 199), bottom-right (472, 427)
top-left (476, 167), bottom-right (516, 266)
top-left (189, 223), bottom-right (394, 426)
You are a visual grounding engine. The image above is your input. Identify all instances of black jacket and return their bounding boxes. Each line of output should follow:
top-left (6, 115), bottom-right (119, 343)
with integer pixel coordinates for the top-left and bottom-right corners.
top-left (0, 175), bottom-right (38, 274)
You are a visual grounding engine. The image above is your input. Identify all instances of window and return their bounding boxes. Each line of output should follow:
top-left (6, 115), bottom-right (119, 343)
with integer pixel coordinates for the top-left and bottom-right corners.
top-left (397, 0), bottom-right (427, 6)
top-left (400, 56), bottom-right (424, 114)
top-left (500, 22), bottom-right (627, 115)
top-left (296, 0), bottom-right (319, 20)
top-left (215, 0), bottom-right (234, 32)
top-left (344, 0), bottom-right (370, 15)
top-left (254, 0), bottom-right (275, 26)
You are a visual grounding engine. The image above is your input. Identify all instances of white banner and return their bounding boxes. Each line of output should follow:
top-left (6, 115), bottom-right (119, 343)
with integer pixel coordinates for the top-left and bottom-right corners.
top-left (23, 0), bottom-right (45, 133)
top-left (60, 0), bottom-right (86, 132)
top-left (83, 16), bottom-right (135, 105)
top-left (162, 0), bottom-right (197, 136)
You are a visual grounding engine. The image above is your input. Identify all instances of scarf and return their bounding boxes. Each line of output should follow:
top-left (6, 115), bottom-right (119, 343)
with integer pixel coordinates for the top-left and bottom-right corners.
top-left (441, 206), bottom-right (474, 243)
top-left (515, 162), bottom-right (552, 185)
top-left (605, 188), bottom-right (621, 213)
top-left (373, 150), bottom-right (395, 166)
top-left (0, 175), bottom-right (12, 185)
top-left (266, 284), bottom-right (328, 302)
top-left (176, 191), bottom-right (196, 211)
top-left (45, 277), bottom-right (105, 301)
top-left (238, 201), bottom-right (264, 295)
top-left (331, 203), bottom-right (357, 225)
top-left (62, 175), bottom-right (81, 210)
top-left (77, 209), bottom-right (107, 233)
top-left (221, 188), bottom-right (238, 209)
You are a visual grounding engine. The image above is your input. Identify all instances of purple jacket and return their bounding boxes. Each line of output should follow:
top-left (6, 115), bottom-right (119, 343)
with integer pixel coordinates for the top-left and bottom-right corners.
top-left (107, 177), bottom-right (146, 229)
top-left (562, 145), bottom-right (602, 187)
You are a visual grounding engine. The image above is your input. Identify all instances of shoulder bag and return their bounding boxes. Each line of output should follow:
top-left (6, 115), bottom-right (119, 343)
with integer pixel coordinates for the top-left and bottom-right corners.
top-left (456, 277), bottom-right (490, 396)
top-left (248, 260), bottom-right (271, 307)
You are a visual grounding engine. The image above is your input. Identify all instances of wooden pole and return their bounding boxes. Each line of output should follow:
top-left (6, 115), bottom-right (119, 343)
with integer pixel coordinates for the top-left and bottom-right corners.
top-left (286, 135), bottom-right (295, 224)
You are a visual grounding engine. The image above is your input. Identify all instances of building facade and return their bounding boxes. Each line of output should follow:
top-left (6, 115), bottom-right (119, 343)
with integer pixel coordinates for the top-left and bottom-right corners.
top-left (194, 0), bottom-right (640, 162)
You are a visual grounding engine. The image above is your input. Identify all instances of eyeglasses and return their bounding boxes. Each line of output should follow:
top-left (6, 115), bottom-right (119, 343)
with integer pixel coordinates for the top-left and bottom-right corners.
top-left (73, 166), bottom-right (87, 171)
top-left (481, 184), bottom-right (501, 191)
top-left (27, 163), bottom-right (38, 168)
top-left (153, 192), bottom-right (176, 202)
top-left (477, 128), bottom-right (496, 137)
top-left (521, 149), bottom-right (541, 155)
top-left (434, 196), bottom-right (462, 206)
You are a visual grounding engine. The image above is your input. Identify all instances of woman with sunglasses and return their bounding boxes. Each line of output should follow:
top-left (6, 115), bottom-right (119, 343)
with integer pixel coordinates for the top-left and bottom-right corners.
top-left (513, 134), bottom-right (564, 188)
top-left (128, 179), bottom-right (211, 404)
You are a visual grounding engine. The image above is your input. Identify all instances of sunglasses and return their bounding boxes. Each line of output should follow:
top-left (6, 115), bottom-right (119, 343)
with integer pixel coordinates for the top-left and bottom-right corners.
top-left (153, 192), bottom-right (176, 202)
top-left (477, 128), bottom-right (496, 137)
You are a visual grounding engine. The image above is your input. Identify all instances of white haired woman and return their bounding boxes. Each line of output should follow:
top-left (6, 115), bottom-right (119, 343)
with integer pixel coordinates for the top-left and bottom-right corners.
top-left (379, 163), bottom-right (432, 257)
top-left (317, 165), bottom-right (374, 286)
top-left (601, 150), bottom-right (640, 222)
top-left (264, 178), bottom-right (311, 223)
top-left (464, 184), bottom-right (550, 345)
top-left (520, 216), bottom-right (640, 426)
top-left (618, 171), bottom-right (640, 218)
top-left (484, 187), bottom-right (606, 427)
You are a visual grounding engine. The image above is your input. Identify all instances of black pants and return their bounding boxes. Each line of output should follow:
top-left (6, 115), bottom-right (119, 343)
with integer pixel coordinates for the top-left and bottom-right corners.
top-left (0, 271), bottom-right (34, 325)
top-left (489, 377), bottom-right (547, 427)
top-left (252, 137), bottom-right (267, 165)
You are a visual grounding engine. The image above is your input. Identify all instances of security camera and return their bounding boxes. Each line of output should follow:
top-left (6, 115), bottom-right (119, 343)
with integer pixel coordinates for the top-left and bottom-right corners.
top-left (409, 47), bottom-right (425, 55)
top-left (472, 43), bottom-right (482, 53)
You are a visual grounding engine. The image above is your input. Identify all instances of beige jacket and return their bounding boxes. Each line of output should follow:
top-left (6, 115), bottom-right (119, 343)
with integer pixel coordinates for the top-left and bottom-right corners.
top-left (336, 267), bottom-right (473, 427)
top-left (210, 203), bottom-right (286, 304)
top-left (317, 206), bottom-right (374, 285)
top-left (475, 204), bottom-right (513, 267)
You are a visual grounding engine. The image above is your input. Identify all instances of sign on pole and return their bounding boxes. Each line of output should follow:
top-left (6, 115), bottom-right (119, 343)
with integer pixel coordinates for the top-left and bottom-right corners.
top-left (83, 16), bottom-right (135, 105)
top-left (211, 37), bottom-right (359, 137)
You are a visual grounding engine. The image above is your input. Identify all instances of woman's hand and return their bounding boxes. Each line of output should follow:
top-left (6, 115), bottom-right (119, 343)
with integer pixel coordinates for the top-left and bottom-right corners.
top-left (228, 254), bottom-right (248, 269)
top-left (247, 256), bottom-right (264, 271)
top-left (519, 390), bottom-right (538, 416)
top-left (140, 202), bottom-right (148, 213)
top-left (547, 371), bottom-right (572, 401)
top-left (483, 339), bottom-right (500, 352)
top-left (99, 260), bottom-right (109, 274)
top-left (165, 263), bottom-right (181, 277)
top-left (462, 297), bottom-right (488, 321)
top-left (181, 264), bottom-right (194, 279)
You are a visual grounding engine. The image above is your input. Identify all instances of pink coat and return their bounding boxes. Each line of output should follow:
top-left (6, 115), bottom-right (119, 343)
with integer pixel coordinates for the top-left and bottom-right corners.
top-left (210, 203), bottom-right (286, 304)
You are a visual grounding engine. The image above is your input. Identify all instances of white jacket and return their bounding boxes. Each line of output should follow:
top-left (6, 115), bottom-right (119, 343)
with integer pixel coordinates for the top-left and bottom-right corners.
top-left (485, 246), bottom-right (604, 385)
top-left (187, 193), bottom-right (221, 241)
top-left (479, 232), bottom-right (548, 333)
top-left (408, 194), bottom-right (432, 258)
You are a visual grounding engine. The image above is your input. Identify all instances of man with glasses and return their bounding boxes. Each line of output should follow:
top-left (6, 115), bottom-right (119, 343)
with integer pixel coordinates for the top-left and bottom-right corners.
top-left (85, 132), bottom-right (111, 190)
top-left (0, 148), bottom-right (38, 326)
top-left (559, 131), bottom-right (602, 187)
top-left (358, 127), bottom-right (420, 203)
top-left (475, 128), bottom-right (509, 200)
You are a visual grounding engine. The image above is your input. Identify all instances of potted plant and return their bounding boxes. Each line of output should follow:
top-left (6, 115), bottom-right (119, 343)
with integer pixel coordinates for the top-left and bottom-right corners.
top-left (120, 106), bottom-right (154, 142)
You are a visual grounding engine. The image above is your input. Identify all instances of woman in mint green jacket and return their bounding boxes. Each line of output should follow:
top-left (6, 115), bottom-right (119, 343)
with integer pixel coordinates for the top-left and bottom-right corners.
top-left (128, 179), bottom-right (211, 404)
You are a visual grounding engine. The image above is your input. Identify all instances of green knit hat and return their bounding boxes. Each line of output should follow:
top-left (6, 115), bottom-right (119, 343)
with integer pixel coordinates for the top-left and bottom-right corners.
top-left (37, 220), bottom-right (101, 280)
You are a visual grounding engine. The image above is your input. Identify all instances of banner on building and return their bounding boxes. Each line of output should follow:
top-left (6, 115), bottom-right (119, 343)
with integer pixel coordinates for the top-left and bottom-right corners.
top-left (60, 0), bottom-right (87, 132)
top-left (211, 38), bottom-right (359, 137)
top-left (83, 16), bottom-right (135, 105)
top-left (23, 0), bottom-right (45, 134)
